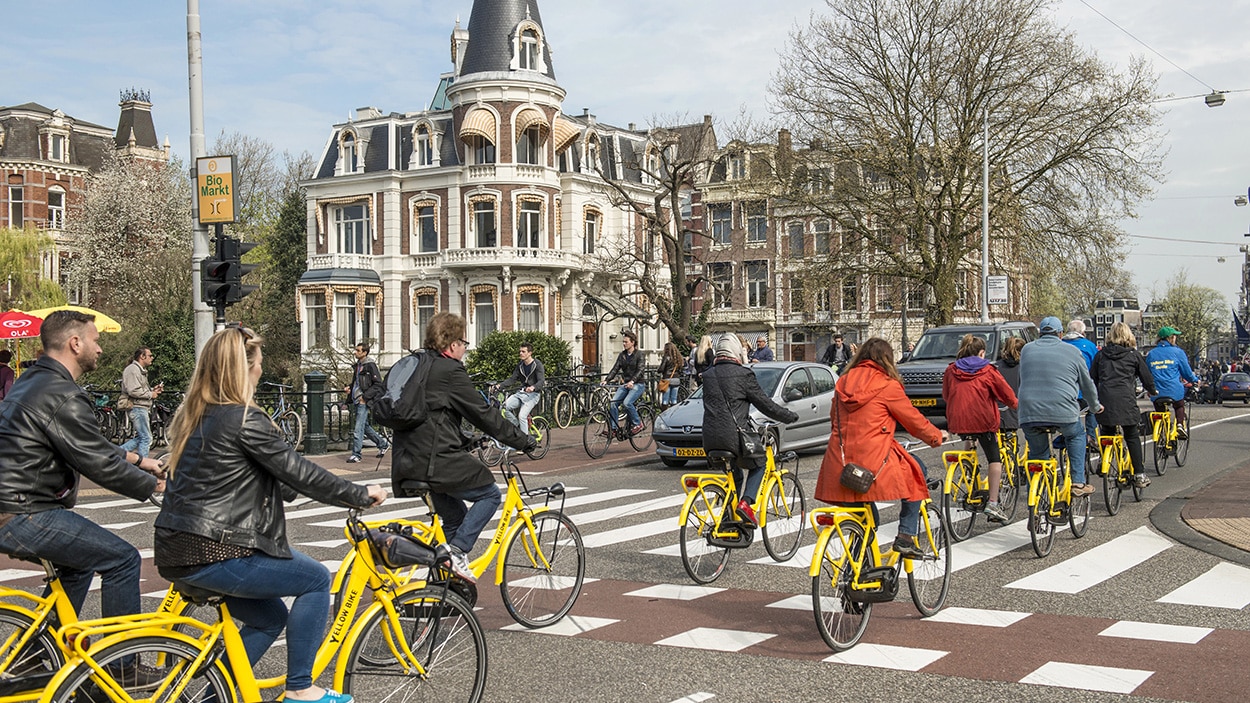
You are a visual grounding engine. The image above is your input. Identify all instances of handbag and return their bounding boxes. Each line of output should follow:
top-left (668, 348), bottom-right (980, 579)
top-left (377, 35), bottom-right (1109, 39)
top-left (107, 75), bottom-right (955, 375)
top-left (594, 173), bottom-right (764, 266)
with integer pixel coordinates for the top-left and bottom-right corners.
top-left (657, 378), bottom-right (670, 393)
top-left (835, 396), bottom-right (881, 494)
top-left (116, 394), bottom-right (134, 411)
top-left (716, 383), bottom-right (766, 465)
top-left (366, 523), bottom-right (437, 569)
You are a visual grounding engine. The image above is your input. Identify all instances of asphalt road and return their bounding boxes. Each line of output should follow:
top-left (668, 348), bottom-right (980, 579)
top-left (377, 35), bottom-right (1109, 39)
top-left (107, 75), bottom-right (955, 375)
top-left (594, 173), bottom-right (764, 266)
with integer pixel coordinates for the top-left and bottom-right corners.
top-left (4, 405), bottom-right (1249, 703)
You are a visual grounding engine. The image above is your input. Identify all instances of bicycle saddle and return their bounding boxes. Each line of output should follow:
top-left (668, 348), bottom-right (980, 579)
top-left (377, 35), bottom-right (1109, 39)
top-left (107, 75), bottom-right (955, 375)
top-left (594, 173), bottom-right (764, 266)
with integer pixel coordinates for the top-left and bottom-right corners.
top-left (1154, 396), bottom-right (1176, 404)
top-left (171, 581), bottom-right (224, 605)
top-left (398, 479), bottom-right (434, 496)
top-left (706, 450), bottom-right (737, 461)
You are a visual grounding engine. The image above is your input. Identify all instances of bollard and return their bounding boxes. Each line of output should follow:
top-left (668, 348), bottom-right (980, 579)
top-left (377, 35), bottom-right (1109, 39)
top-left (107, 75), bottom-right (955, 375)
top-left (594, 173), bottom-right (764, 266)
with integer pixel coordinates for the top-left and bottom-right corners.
top-left (304, 371), bottom-right (328, 455)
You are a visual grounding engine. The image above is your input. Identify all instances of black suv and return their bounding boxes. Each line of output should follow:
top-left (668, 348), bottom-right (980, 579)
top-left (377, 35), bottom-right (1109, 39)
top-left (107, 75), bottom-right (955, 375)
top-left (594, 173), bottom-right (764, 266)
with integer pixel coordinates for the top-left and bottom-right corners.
top-left (898, 321), bottom-right (1039, 418)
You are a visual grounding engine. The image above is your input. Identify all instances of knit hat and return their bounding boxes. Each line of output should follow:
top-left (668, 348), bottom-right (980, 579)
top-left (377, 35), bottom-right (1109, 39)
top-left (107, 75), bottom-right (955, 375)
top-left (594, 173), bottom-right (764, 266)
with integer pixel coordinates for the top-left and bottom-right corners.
top-left (1039, 316), bottom-right (1063, 334)
top-left (713, 333), bottom-right (744, 359)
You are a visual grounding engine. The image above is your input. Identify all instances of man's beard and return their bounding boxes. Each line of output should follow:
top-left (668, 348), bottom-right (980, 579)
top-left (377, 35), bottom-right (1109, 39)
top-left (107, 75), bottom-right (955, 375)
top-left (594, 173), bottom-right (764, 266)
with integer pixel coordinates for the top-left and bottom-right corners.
top-left (78, 349), bottom-right (99, 373)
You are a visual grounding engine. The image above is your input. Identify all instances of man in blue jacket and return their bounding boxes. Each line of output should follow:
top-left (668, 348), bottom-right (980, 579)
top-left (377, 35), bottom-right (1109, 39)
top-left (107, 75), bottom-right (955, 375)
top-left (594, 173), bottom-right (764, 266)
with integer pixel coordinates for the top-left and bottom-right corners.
top-left (1146, 327), bottom-right (1200, 439)
top-left (1063, 319), bottom-right (1100, 444)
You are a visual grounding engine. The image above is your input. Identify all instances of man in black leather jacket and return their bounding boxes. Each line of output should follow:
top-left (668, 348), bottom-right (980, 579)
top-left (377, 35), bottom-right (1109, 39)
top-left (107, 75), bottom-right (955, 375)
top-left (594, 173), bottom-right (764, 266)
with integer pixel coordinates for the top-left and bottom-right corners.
top-left (0, 311), bottom-right (164, 630)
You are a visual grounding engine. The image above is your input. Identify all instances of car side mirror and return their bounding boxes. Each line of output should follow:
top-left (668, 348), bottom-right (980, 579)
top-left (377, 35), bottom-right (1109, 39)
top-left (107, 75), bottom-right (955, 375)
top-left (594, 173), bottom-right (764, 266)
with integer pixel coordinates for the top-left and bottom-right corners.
top-left (784, 389), bottom-right (803, 402)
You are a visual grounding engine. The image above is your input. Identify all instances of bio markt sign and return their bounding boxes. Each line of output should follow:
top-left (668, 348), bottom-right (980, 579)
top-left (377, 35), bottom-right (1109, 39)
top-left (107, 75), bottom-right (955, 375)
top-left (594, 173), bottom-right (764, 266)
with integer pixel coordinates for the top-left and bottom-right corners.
top-left (196, 156), bottom-right (237, 225)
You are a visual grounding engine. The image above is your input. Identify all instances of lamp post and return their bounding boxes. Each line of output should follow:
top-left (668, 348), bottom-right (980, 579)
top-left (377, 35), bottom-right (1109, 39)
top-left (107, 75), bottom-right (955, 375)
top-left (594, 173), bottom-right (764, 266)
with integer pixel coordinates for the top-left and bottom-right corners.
top-left (981, 106), bottom-right (990, 323)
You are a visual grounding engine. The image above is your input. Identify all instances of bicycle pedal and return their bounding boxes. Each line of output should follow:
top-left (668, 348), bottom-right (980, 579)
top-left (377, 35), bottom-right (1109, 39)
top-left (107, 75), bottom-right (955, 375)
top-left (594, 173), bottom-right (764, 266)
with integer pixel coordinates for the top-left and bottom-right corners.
top-left (708, 527), bottom-right (754, 549)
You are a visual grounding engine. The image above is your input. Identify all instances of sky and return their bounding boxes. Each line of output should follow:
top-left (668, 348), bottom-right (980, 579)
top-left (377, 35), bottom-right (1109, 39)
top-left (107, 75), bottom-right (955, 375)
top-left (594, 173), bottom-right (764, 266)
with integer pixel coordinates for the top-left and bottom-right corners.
top-left (5, 0), bottom-right (1250, 311)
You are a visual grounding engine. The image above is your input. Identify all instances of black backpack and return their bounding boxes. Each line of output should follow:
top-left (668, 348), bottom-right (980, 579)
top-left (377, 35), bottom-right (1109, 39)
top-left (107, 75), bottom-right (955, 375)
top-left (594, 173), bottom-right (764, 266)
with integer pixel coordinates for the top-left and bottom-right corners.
top-left (369, 350), bottom-right (431, 430)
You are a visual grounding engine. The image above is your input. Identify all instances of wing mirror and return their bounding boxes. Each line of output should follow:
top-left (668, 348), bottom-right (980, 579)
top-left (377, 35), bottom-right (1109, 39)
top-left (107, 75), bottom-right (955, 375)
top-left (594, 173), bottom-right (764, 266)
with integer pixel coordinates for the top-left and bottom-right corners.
top-left (783, 388), bottom-right (803, 402)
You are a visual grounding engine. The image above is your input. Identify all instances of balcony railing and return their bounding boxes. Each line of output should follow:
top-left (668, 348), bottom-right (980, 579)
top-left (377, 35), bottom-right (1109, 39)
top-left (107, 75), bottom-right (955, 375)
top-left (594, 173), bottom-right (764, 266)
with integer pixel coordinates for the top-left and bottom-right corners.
top-left (442, 247), bottom-right (580, 270)
top-left (708, 308), bottom-right (777, 325)
top-left (467, 165), bottom-right (497, 179)
top-left (308, 253), bottom-right (375, 270)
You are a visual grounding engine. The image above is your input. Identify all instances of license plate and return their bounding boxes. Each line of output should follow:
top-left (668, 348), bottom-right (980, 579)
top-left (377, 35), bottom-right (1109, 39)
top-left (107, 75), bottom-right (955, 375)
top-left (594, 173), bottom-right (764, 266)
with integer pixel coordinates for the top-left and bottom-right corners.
top-left (911, 398), bottom-right (938, 407)
top-left (676, 448), bottom-right (706, 457)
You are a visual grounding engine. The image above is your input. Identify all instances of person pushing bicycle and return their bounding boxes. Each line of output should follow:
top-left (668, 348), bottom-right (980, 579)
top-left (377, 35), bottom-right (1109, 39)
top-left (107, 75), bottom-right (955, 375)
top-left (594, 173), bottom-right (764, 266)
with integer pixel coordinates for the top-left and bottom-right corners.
top-left (492, 342), bottom-right (545, 434)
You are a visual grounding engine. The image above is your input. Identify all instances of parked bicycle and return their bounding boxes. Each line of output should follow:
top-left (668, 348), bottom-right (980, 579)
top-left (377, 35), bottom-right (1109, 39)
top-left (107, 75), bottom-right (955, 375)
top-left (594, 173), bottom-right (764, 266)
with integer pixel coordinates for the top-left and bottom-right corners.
top-left (260, 381), bottom-right (304, 449)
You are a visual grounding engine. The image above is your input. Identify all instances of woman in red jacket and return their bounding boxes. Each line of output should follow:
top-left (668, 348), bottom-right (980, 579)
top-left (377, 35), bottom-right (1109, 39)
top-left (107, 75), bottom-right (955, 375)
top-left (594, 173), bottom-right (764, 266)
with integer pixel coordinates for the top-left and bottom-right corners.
top-left (815, 338), bottom-right (946, 557)
top-left (942, 334), bottom-right (1018, 524)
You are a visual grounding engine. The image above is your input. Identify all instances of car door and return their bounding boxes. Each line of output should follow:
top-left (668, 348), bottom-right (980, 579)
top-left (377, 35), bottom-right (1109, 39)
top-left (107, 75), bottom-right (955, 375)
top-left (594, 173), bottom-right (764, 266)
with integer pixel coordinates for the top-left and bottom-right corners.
top-left (778, 367), bottom-right (819, 447)
top-left (806, 364), bottom-right (837, 446)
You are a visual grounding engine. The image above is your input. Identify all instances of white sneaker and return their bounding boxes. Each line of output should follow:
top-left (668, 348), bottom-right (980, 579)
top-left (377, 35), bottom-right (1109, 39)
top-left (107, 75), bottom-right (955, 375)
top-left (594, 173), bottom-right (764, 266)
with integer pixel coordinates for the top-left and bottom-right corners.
top-left (983, 503), bottom-right (1009, 524)
top-left (346, 455), bottom-right (362, 464)
top-left (440, 546), bottom-right (476, 584)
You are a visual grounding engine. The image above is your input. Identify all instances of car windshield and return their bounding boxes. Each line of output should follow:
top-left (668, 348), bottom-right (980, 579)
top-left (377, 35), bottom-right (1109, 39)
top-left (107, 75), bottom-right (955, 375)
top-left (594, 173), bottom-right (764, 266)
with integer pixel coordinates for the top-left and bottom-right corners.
top-left (688, 366), bottom-right (785, 398)
top-left (1224, 373), bottom-right (1250, 383)
top-left (909, 331), bottom-right (996, 361)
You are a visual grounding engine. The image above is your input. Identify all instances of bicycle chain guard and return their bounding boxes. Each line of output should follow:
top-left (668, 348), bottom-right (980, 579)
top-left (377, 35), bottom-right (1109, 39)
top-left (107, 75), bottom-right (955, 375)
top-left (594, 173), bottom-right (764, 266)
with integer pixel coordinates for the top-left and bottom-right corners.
top-left (846, 566), bottom-right (899, 603)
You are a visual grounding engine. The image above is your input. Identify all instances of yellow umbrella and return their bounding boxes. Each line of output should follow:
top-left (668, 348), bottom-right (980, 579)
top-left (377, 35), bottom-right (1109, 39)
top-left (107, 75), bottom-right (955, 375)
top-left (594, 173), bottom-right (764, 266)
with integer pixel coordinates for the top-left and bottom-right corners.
top-left (25, 305), bottom-right (123, 333)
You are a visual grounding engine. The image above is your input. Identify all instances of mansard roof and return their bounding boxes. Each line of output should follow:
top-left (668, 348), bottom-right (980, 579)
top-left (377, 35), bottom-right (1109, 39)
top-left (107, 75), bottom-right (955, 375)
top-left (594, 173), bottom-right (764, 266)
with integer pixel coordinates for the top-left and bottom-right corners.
top-left (0, 102), bottom-right (114, 171)
top-left (460, 0), bottom-right (555, 80)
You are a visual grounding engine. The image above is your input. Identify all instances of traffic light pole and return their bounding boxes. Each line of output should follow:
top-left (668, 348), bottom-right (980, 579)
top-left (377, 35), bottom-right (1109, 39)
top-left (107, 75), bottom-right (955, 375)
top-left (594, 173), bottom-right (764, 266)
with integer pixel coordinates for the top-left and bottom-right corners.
top-left (187, 0), bottom-right (215, 354)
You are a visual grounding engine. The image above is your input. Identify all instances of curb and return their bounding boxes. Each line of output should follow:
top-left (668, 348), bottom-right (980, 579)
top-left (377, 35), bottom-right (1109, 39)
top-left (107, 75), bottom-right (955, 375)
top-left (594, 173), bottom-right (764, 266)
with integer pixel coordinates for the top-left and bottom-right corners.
top-left (1148, 462), bottom-right (1250, 568)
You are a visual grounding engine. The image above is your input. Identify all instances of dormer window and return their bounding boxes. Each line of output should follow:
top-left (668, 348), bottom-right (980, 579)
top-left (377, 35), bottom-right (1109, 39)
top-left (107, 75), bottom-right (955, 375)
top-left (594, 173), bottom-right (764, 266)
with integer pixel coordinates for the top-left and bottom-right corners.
top-left (340, 131), bottom-right (359, 174)
top-left (415, 126), bottom-right (433, 167)
top-left (730, 153), bottom-right (745, 180)
top-left (49, 134), bottom-right (66, 162)
top-left (511, 22), bottom-right (547, 73)
top-left (520, 29), bottom-right (539, 70)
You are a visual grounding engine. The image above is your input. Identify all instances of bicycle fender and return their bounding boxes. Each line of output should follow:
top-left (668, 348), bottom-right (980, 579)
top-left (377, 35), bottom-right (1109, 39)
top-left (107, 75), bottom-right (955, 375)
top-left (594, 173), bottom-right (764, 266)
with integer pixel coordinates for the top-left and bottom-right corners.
top-left (492, 507), bottom-right (550, 586)
top-left (808, 527), bottom-right (837, 578)
top-left (677, 486), bottom-right (706, 527)
top-left (0, 597), bottom-right (43, 621)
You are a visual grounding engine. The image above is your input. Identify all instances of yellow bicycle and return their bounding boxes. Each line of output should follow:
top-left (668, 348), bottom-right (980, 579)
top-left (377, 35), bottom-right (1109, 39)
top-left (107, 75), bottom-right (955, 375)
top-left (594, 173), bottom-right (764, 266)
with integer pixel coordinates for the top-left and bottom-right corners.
top-left (37, 510), bottom-right (487, 703)
top-left (941, 435), bottom-right (1019, 541)
top-left (1150, 398), bottom-right (1189, 475)
top-left (808, 494), bottom-right (951, 651)
top-left (1096, 429), bottom-right (1144, 515)
top-left (678, 431), bottom-right (807, 583)
top-left (1025, 426), bottom-right (1091, 558)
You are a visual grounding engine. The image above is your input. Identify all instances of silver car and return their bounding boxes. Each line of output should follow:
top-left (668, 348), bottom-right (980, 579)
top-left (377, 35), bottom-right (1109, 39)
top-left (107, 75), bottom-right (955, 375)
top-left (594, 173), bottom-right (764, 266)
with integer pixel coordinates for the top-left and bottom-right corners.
top-left (652, 361), bottom-right (837, 467)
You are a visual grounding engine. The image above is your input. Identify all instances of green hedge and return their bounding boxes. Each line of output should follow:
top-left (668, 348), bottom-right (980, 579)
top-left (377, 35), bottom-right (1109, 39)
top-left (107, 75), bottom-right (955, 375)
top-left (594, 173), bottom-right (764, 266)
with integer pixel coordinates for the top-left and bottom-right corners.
top-left (464, 331), bottom-right (572, 383)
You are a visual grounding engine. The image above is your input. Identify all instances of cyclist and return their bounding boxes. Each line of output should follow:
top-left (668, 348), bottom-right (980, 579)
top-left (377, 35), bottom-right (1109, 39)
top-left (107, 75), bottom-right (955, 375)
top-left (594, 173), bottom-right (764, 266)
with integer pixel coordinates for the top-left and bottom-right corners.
top-left (155, 325), bottom-right (386, 703)
top-left (996, 337), bottom-right (1025, 431)
top-left (391, 313), bottom-right (535, 583)
top-left (1062, 319), bottom-right (1101, 446)
top-left (701, 333), bottom-right (798, 525)
top-left (600, 329), bottom-right (645, 436)
top-left (1146, 326), bottom-right (1200, 440)
top-left (815, 338), bottom-right (946, 557)
top-left (942, 334), bottom-right (1017, 524)
top-left (493, 342), bottom-right (545, 434)
top-left (1018, 316), bottom-right (1103, 497)
top-left (1090, 322), bottom-right (1156, 487)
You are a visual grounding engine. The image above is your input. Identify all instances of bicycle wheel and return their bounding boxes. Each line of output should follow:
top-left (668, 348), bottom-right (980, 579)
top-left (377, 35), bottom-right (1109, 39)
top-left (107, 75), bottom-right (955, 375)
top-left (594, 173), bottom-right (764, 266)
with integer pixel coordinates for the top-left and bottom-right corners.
top-left (761, 471), bottom-right (806, 562)
top-left (628, 406), bottom-right (655, 451)
top-left (0, 609), bottom-right (63, 690)
top-left (278, 409), bottom-right (304, 449)
top-left (1175, 416), bottom-right (1190, 467)
top-left (907, 501), bottom-right (951, 617)
top-left (343, 588), bottom-right (486, 703)
top-left (942, 459), bottom-right (976, 542)
top-left (1153, 422), bottom-right (1169, 476)
top-left (679, 483), bottom-right (731, 584)
top-left (812, 522), bottom-right (872, 652)
top-left (1069, 489), bottom-right (1091, 538)
top-left (477, 437), bottom-right (503, 467)
top-left (527, 417), bottom-right (551, 460)
top-left (500, 511), bottom-right (585, 628)
top-left (553, 391), bottom-right (573, 429)
top-left (1029, 478), bottom-right (1056, 558)
top-left (997, 460), bottom-right (1020, 524)
top-left (1102, 447), bottom-right (1122, 516)
top-left (582, 410), bottom-right (611, 458)
top-left (589, 386), bottom-right (612, 411)
top-left (42, 634), bottom-right (233, 703)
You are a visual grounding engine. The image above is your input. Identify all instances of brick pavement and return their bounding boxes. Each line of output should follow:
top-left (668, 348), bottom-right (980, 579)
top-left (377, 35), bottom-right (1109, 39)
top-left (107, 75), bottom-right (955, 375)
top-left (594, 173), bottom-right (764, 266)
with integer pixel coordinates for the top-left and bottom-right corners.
top-left (1180, 461), bottom-right (1250, 553)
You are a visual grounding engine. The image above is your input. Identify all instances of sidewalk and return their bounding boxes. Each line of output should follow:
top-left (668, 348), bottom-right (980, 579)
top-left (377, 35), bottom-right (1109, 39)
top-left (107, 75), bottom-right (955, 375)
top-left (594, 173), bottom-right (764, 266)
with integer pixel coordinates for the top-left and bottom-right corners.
top-left (1179, 462), bottom-right (1250, 553)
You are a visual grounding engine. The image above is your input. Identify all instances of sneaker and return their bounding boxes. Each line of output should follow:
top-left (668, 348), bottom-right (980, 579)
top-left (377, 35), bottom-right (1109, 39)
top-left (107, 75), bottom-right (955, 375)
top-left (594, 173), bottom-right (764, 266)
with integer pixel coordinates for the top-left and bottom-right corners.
top-left (105, 661), bottom-right (166, 689)
top-left (435, 544), bottom-right (477, 584)
top-left (1133, 474), bottom-right (1151, 488)
top-left (737, 500), bottom-right (758, 526)
top-left (630, 424), bottom-right (644, 436)
top-left (376, 445), bottom-right (389, 459)
top-left (346, 455), bottom-right (362, 464)
top-left (983, 503), bottom-right (1009, 524)
top-left (891, 534), bottom-right (925, 559)
top-left (1177, 427), bottom-right (1189, 441)
top-left (1071, 483), bottom-right (1095, 497)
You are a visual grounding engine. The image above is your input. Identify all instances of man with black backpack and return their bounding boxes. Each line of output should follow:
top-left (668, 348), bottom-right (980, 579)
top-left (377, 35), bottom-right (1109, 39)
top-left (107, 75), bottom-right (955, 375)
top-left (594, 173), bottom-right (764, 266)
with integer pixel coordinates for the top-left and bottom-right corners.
top-left (345, 343), bottom-right (390, 463)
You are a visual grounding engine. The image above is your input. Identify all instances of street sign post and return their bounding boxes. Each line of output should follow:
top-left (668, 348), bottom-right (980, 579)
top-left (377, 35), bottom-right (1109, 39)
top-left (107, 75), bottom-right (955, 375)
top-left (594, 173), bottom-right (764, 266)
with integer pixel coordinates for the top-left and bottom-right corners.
top-left (987, 275), bottom-right (1009, 305)
top-left (195, 155), bottom-right (237, 225)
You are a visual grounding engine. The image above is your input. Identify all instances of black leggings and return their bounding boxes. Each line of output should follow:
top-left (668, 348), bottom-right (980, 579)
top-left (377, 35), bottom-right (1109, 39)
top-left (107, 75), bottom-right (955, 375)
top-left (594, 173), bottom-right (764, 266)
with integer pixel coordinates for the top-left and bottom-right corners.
top-left (1099, 424), bottom-right (1145, 476)
top-left (965, 432), bottom-right (1002, 465)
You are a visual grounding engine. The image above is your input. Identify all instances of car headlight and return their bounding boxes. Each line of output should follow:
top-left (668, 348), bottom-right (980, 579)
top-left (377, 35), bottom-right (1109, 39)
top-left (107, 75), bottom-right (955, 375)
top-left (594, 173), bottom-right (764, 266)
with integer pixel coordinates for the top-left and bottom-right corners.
top-left (654, 414), bottom-right (669, 432)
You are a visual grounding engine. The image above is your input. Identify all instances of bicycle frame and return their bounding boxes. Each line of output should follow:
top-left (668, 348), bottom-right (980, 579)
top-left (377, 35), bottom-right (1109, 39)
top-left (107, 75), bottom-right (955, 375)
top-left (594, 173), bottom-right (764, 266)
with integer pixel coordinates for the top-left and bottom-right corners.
top-left (678, 445), bottom-right (787, 531)
top-left (941, 449), bottom-right (984, 502)
top-left (1026, 454), bottom-right (1070, 513)
top-left (1150, 410), bottom-right (1176, 447)
top-left (1098, 435), bottom-right (1131, 479)
top-left (807, 501), bottom-right (941, 583)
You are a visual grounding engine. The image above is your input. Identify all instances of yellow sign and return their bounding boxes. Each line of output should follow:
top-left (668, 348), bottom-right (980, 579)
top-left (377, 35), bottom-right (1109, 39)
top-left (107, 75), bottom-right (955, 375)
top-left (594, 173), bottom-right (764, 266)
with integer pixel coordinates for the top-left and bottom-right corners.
top-left (196, 156), bottom-right (236, 224)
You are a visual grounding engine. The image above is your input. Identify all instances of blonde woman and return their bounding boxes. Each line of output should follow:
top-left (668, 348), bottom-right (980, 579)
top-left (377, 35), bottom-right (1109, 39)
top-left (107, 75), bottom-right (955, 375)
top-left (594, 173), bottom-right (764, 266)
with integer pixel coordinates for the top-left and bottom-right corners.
top-left (1091, 322), bottom-right (1157, 487)
top-left (154, 325), bottom-right (386, 703)
top-left (693, 334), bottom-right (715, 382)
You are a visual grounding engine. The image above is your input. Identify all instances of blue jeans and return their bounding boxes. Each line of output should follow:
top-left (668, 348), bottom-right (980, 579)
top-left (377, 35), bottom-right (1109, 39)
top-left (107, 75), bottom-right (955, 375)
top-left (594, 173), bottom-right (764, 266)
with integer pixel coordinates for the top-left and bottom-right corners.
top-left (504, 390), bottom-right (540, 431)
top-left (733, 459), bottom-right (766, 504)
top-left (608, 384), bottom-right (645, 430)
top-left (841, 501), bottom-right (920, 536)
top-left (120, 407), bottom-right (152, 458)
top-left (429, 482), bottom-right (502, 555)
top-left (352, 403), bottom-right (388, 458)
top-left (0, 509), bottom-right (142, 619)
top-left (172, 550), bottom-right (330, 691)
top-left (1023, 420), bottom-right (1087, 485)
top-left (662, 378), bottom-right (680, 405)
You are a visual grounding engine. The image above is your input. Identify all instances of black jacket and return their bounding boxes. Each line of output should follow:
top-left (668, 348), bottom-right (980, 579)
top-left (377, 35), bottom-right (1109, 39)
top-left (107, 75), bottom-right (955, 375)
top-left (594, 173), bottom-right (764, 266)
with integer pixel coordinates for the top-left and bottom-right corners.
top-left (500, 358), bottom-right (545, 392)
top-left (0, 356), bottom-right (156, 513)
top-left (995, 358), bottom-right (1021, 429)
top-left (352, 357), bottom-right (384, 404)
top-left (604, 349), bottom-right (643, 384)
top-left (392, 351), bottom-right (531, 495)
top-left (156, 405), bottom-right (372, 559)
top-left (1091, 343), bottom-right (1156, 427)
top-left (701, 359), bottom-right (798, 467)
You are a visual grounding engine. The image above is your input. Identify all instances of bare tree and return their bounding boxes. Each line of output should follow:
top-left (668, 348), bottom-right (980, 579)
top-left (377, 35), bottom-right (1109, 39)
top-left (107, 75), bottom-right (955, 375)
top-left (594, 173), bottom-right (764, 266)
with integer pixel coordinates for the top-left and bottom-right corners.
top-left (771, 0), bottom-right (1164, 325)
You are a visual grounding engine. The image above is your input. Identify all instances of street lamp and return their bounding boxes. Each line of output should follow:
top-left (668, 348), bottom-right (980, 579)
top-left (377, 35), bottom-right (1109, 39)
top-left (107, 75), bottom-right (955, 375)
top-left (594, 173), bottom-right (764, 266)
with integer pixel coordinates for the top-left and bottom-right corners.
top-left (981, 106), bottom-right (990, 323)
top-left (1204, 91), bottom-right (1226, 108)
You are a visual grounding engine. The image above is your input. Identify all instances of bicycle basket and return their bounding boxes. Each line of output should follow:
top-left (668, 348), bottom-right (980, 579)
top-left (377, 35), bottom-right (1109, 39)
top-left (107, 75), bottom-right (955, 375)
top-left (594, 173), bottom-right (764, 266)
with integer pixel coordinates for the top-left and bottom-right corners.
top-left (366, 523), bottom-right (437, 569)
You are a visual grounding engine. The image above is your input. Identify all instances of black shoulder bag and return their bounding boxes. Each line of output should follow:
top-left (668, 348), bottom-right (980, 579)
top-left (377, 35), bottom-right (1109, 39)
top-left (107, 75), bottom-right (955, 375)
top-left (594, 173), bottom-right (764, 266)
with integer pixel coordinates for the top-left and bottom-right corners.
top-left (835, 396), bottom-right (879, 494)
top-left (716, 376), bottom-right (765, 466)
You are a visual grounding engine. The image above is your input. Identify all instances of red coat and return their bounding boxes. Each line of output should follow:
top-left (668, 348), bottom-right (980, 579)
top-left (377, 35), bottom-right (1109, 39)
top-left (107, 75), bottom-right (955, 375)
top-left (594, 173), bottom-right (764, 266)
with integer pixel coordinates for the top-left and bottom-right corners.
top-left (815, 361), bottom-right (944, 504)
top-left (941, 358), bottom-right (1017, 435)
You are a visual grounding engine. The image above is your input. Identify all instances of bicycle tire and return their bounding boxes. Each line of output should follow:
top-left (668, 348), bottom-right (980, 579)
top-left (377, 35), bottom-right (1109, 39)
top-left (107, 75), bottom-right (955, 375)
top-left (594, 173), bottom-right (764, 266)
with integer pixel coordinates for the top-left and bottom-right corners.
top-left (1131, 471), bottom-right (1145, 502)
top-left (589, 386), bottom-right (612, 412)
top-left (478, 436), bottom-right (503, 467)
top-left (582, 410), bottom-right (611, 458)
top-left (0, 609), bottom-right (63, 690)
top-left (553, 391), bottom-right (573, 429)
top-left (679, 483), bottom-right (731, 584)
top-left (1102, 447), bottom-right (1122, 516)
top-left (998, 460), bottom-right (1020, 524)
top-left (342, 588), bottom-right (486, 703)
top-left (1153, 421), bottom-right (1169, 476)
top-left (1069, 490), bottom-right (1091, 538)
top-left (907, 501), bottom-right (951, 617)
top-left (42, 634), bottom-right (233, 703)
top-left (1029, 478), bottom-right (1056, 558)
top-left (527, 416), bottom-right (552, 460)
top-left (812, 521), bottom-right (872, 652)
top-left (628, 406), bottom-right (655, 451)
top-left (500, 511), bottom-right (585, 628)
top-left (1175, 416), bottom-right (1190, 467)
top-left (278, 409), bottom-right (304, 449)
top-left (942, 459), bottom-right (976, 542)
top-left (761, 471), bottom-right (806, 562)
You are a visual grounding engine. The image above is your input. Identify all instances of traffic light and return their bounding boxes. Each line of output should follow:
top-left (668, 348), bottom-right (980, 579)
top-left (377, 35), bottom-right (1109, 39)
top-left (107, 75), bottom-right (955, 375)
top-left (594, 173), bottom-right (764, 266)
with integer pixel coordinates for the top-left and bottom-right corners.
top-left (219, 237), bottom-right (260, 304)
top-left (200, 235), bottom-right (260, 318)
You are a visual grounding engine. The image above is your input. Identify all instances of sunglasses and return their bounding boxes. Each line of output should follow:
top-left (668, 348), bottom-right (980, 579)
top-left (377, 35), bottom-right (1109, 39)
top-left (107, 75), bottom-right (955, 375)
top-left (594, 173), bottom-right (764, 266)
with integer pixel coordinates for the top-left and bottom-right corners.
top-left (225, 321), bottom-right (256, 341)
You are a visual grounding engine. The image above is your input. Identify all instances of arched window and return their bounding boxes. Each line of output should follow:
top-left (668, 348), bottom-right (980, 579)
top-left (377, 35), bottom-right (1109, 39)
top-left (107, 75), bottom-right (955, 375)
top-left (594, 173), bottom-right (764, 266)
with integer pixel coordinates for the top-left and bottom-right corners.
top-left (415, 125), bottom-right (433, 167)
top-left (519, 29), bottom-right (540, 70)
top-left (517, 126), bottom-right (543, 165)
top-left (47, 186), bottom-right (66, 230)
top-left (342, 132), bottom-right (357, 173)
